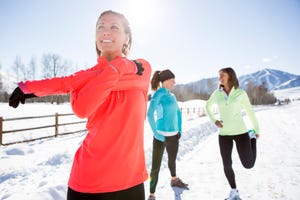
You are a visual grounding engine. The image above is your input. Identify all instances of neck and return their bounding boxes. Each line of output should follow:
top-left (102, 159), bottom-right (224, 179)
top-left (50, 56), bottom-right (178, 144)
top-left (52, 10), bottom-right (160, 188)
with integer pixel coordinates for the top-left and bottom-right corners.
top-left (223, 85), bottom-right (232, 94)
top-left (162, 85), bottom-right (171, 91)
top-left (101, 53), bottom-right (122, 61)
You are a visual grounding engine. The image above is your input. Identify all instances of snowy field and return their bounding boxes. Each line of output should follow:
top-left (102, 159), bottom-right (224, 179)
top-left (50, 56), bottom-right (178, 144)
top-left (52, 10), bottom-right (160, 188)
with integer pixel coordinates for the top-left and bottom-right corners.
top-left (0, 87), bottom-right (300, 200)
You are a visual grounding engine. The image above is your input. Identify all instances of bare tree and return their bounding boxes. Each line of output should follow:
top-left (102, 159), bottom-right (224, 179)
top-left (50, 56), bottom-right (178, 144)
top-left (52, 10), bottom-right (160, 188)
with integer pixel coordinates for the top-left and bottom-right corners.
top-left (28, 56), bottom-right (37, 80)
top-left (0, 63), bottom-right (3, 91)
top-left (246, 81), bottom-right (277, 105)
top-left (41, 53), bottom-right (72, 104)
top-left (12, 56), bottom-right (25, 82)
top-left (0, 63), bottom-right (9, 102)
top-left (42, 53), bottom-right (69, 78)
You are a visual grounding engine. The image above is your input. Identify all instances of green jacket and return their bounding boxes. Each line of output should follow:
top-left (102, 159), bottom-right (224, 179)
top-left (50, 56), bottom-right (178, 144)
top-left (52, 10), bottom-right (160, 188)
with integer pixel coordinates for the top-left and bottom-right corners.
top-left (205, 87), bottom-right (259, 136)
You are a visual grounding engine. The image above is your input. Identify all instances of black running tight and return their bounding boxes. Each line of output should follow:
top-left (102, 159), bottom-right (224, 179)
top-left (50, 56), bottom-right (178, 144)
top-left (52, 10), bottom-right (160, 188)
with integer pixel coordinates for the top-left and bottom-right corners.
top-left (149, 135), bottom-right (179, 193)
top-left (67, 183), bottom-right (145, 200)
top-left (219, 133), bottom-right (257, 189)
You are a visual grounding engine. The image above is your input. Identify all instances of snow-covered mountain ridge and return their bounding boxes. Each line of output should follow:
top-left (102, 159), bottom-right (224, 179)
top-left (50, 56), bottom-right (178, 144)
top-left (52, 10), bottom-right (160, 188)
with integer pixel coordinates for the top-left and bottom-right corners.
top-left (174, 68), bottom-right (300, 95)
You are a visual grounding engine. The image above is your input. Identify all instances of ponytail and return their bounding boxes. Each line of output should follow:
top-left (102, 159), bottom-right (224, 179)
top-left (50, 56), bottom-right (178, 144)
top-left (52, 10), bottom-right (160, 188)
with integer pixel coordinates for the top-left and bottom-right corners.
top-left (151, 71), bottom-right (161, 91)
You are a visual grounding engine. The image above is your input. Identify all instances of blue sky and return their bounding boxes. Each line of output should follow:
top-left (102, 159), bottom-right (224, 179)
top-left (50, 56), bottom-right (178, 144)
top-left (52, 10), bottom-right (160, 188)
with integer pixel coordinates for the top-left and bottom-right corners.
top-left (0, 0), bottom-right (299, 83)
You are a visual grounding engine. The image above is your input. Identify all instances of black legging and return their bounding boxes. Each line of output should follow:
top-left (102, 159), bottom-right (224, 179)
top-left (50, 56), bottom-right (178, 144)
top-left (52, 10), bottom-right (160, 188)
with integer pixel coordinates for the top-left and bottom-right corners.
top-left (150, 135), bottom-right (179, 193)
top-left (67, 183), bottom-right (145, 200)
top-left (219, 133), bottom-right (257, 189)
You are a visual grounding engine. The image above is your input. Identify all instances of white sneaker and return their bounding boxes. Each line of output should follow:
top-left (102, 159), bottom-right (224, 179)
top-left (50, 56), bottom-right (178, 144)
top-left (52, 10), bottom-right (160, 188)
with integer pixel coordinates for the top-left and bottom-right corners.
top-left (248, 130), bottom-right (256, 139)
top-left (225, 189), bottom-right (241, 200)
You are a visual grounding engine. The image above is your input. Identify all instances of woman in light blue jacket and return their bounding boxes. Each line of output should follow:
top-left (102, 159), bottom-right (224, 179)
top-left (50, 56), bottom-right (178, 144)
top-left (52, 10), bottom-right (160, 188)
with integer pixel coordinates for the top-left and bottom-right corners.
top-left (147, 69), bottom-right (188, 200)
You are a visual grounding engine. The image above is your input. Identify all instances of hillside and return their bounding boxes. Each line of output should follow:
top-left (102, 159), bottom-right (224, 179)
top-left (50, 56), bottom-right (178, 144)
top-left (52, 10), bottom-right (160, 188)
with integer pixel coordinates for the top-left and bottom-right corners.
top-left (173, 68), bottom-right (300, 100)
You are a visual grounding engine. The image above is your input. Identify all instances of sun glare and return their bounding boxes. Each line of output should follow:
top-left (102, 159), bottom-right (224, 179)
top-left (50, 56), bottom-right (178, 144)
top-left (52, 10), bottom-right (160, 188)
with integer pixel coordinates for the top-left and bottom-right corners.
top-left (122, 0), bottom-right (163, 31)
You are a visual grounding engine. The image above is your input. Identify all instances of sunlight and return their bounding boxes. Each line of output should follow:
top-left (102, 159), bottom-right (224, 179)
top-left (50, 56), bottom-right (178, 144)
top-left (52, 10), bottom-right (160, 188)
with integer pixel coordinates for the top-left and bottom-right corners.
top-left (121, 0), bottom-right (163, 31)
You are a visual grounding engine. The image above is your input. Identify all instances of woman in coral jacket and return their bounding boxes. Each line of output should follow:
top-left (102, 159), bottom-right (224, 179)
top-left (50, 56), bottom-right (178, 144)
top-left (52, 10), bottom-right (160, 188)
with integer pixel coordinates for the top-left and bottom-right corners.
top-left (205, 67), bottom-right (259, 200)
top-left (9, 10), bottom-right (151, 200)
top-left (147, 69), bottom-right (188, 200)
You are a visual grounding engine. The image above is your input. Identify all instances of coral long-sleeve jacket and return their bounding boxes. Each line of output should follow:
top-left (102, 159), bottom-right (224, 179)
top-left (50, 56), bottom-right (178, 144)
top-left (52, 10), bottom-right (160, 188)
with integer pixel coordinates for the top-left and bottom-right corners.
top-left (18, 56), bottom-right (151, 193)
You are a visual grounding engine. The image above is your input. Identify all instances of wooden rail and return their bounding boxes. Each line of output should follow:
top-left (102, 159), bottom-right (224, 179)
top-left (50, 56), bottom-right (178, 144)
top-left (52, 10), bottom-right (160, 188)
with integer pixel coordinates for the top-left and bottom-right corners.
top-left (0, 107), bottom-right (204, 146)
top-left (0, 113), bottom-right (87, 145)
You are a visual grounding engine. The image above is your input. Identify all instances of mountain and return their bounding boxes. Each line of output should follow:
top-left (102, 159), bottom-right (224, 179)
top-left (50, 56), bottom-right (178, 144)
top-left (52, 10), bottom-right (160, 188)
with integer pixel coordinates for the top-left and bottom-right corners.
top-left (173, 68), bottom-right (300, 100)
top-left (239, 68), bottom-right (300, 90)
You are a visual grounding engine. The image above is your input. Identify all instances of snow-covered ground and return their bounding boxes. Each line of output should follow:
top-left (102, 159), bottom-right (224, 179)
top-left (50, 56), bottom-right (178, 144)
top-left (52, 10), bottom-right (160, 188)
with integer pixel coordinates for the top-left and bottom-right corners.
top-left (1, 87), bottom-right (300, 200)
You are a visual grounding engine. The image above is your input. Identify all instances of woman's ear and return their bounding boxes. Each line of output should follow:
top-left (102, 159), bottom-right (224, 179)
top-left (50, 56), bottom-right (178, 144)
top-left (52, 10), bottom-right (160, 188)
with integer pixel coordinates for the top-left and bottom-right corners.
top-left (95, 41), bottom-right (101, 57)
top-left (125, 34), bottom-right (130, 46)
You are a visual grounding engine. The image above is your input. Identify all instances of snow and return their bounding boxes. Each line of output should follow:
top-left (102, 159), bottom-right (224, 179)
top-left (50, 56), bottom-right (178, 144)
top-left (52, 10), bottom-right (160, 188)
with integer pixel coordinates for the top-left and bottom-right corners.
top-left (273, 86), bottom-right (300, 101)
top-left (1, 91), bottom-right (300, 199)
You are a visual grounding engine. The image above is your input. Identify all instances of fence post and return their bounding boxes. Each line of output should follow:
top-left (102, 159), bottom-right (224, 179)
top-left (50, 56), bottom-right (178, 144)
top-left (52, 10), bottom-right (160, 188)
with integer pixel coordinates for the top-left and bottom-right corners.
top-left (55, 113), bottom-right (58, 137)
top-left (0, 117), bottom-right (3, 145)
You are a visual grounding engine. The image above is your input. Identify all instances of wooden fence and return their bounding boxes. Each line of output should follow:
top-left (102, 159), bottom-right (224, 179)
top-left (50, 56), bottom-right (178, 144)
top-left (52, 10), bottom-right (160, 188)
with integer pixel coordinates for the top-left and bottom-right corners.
top-left (0, 107), bottom-right (205, 146)
top-left (0, 113), bottom-right (87, 145)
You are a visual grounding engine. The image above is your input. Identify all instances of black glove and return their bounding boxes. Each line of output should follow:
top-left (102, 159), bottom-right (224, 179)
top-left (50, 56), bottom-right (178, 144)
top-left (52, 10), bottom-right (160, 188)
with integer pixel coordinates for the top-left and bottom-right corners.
top-left (132, 60), bottom-right (144, 75)
top-left (9, 87), bottom-right (36, 108)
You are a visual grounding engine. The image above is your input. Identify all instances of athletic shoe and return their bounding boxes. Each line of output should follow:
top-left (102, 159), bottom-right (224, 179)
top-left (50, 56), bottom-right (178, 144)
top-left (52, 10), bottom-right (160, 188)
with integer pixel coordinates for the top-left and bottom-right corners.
top-left (248, 130), bottom-right (256, 139)
top-left (170, 178), bottom-right (188, 188)
top-left (148, 194), bottom-right (156, 200)
top-left (225, 189), bottom-right (241, 200)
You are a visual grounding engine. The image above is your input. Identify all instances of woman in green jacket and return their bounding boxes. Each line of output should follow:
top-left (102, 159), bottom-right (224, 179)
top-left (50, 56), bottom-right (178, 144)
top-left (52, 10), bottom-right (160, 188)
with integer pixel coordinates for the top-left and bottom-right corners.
top-left (205, 67), bottom-right (259, 200)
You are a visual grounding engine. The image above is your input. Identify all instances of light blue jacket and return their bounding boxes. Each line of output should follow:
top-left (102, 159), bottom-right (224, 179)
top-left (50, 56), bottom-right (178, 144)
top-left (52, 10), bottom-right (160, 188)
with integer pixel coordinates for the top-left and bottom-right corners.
top-left (147, 88), bottom-right (182, 142)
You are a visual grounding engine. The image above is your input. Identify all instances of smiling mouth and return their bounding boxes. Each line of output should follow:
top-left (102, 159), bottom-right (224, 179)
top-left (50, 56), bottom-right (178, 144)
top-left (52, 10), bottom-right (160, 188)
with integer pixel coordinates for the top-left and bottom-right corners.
top-left (101, 39), bottom-right (113, 43)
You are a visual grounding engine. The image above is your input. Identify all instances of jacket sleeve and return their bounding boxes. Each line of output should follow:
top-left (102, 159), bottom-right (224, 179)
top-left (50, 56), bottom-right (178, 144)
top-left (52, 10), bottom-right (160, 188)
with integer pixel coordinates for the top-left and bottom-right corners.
top-left (177, 106), bottom-right (182, 134)
top-left (241, 91), bottom-right (260, 133)
top-left (18, 66), bottom-right (104, 97)
top-left (18, 57), bottom-right (141, 119)
top-left (70, 58), bottom-right (142, 118)
top-left (112, 59), bottom-right (151, 92)
top-left (205, 90), bottom-right (217, 123)
top-left (147, 91), bottom-right (165, 142)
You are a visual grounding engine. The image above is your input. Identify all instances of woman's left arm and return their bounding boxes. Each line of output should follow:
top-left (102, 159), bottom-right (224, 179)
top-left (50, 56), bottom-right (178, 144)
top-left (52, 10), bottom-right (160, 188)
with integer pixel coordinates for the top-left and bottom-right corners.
top-left (112, 59), bottom-right (152, 92)
top-left (177, 106), bottom-right (182, 134)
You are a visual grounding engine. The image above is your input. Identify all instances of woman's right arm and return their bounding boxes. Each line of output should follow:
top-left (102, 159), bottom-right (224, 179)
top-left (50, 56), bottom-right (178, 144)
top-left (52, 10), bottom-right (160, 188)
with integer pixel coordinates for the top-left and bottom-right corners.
top-left (205, 91), bottom-right (217, 123)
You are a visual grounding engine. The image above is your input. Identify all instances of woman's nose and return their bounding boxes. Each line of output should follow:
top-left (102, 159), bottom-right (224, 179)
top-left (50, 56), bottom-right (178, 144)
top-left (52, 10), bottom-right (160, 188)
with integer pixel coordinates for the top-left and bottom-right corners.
top-left (103, 30), bottom-right (110, 35)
